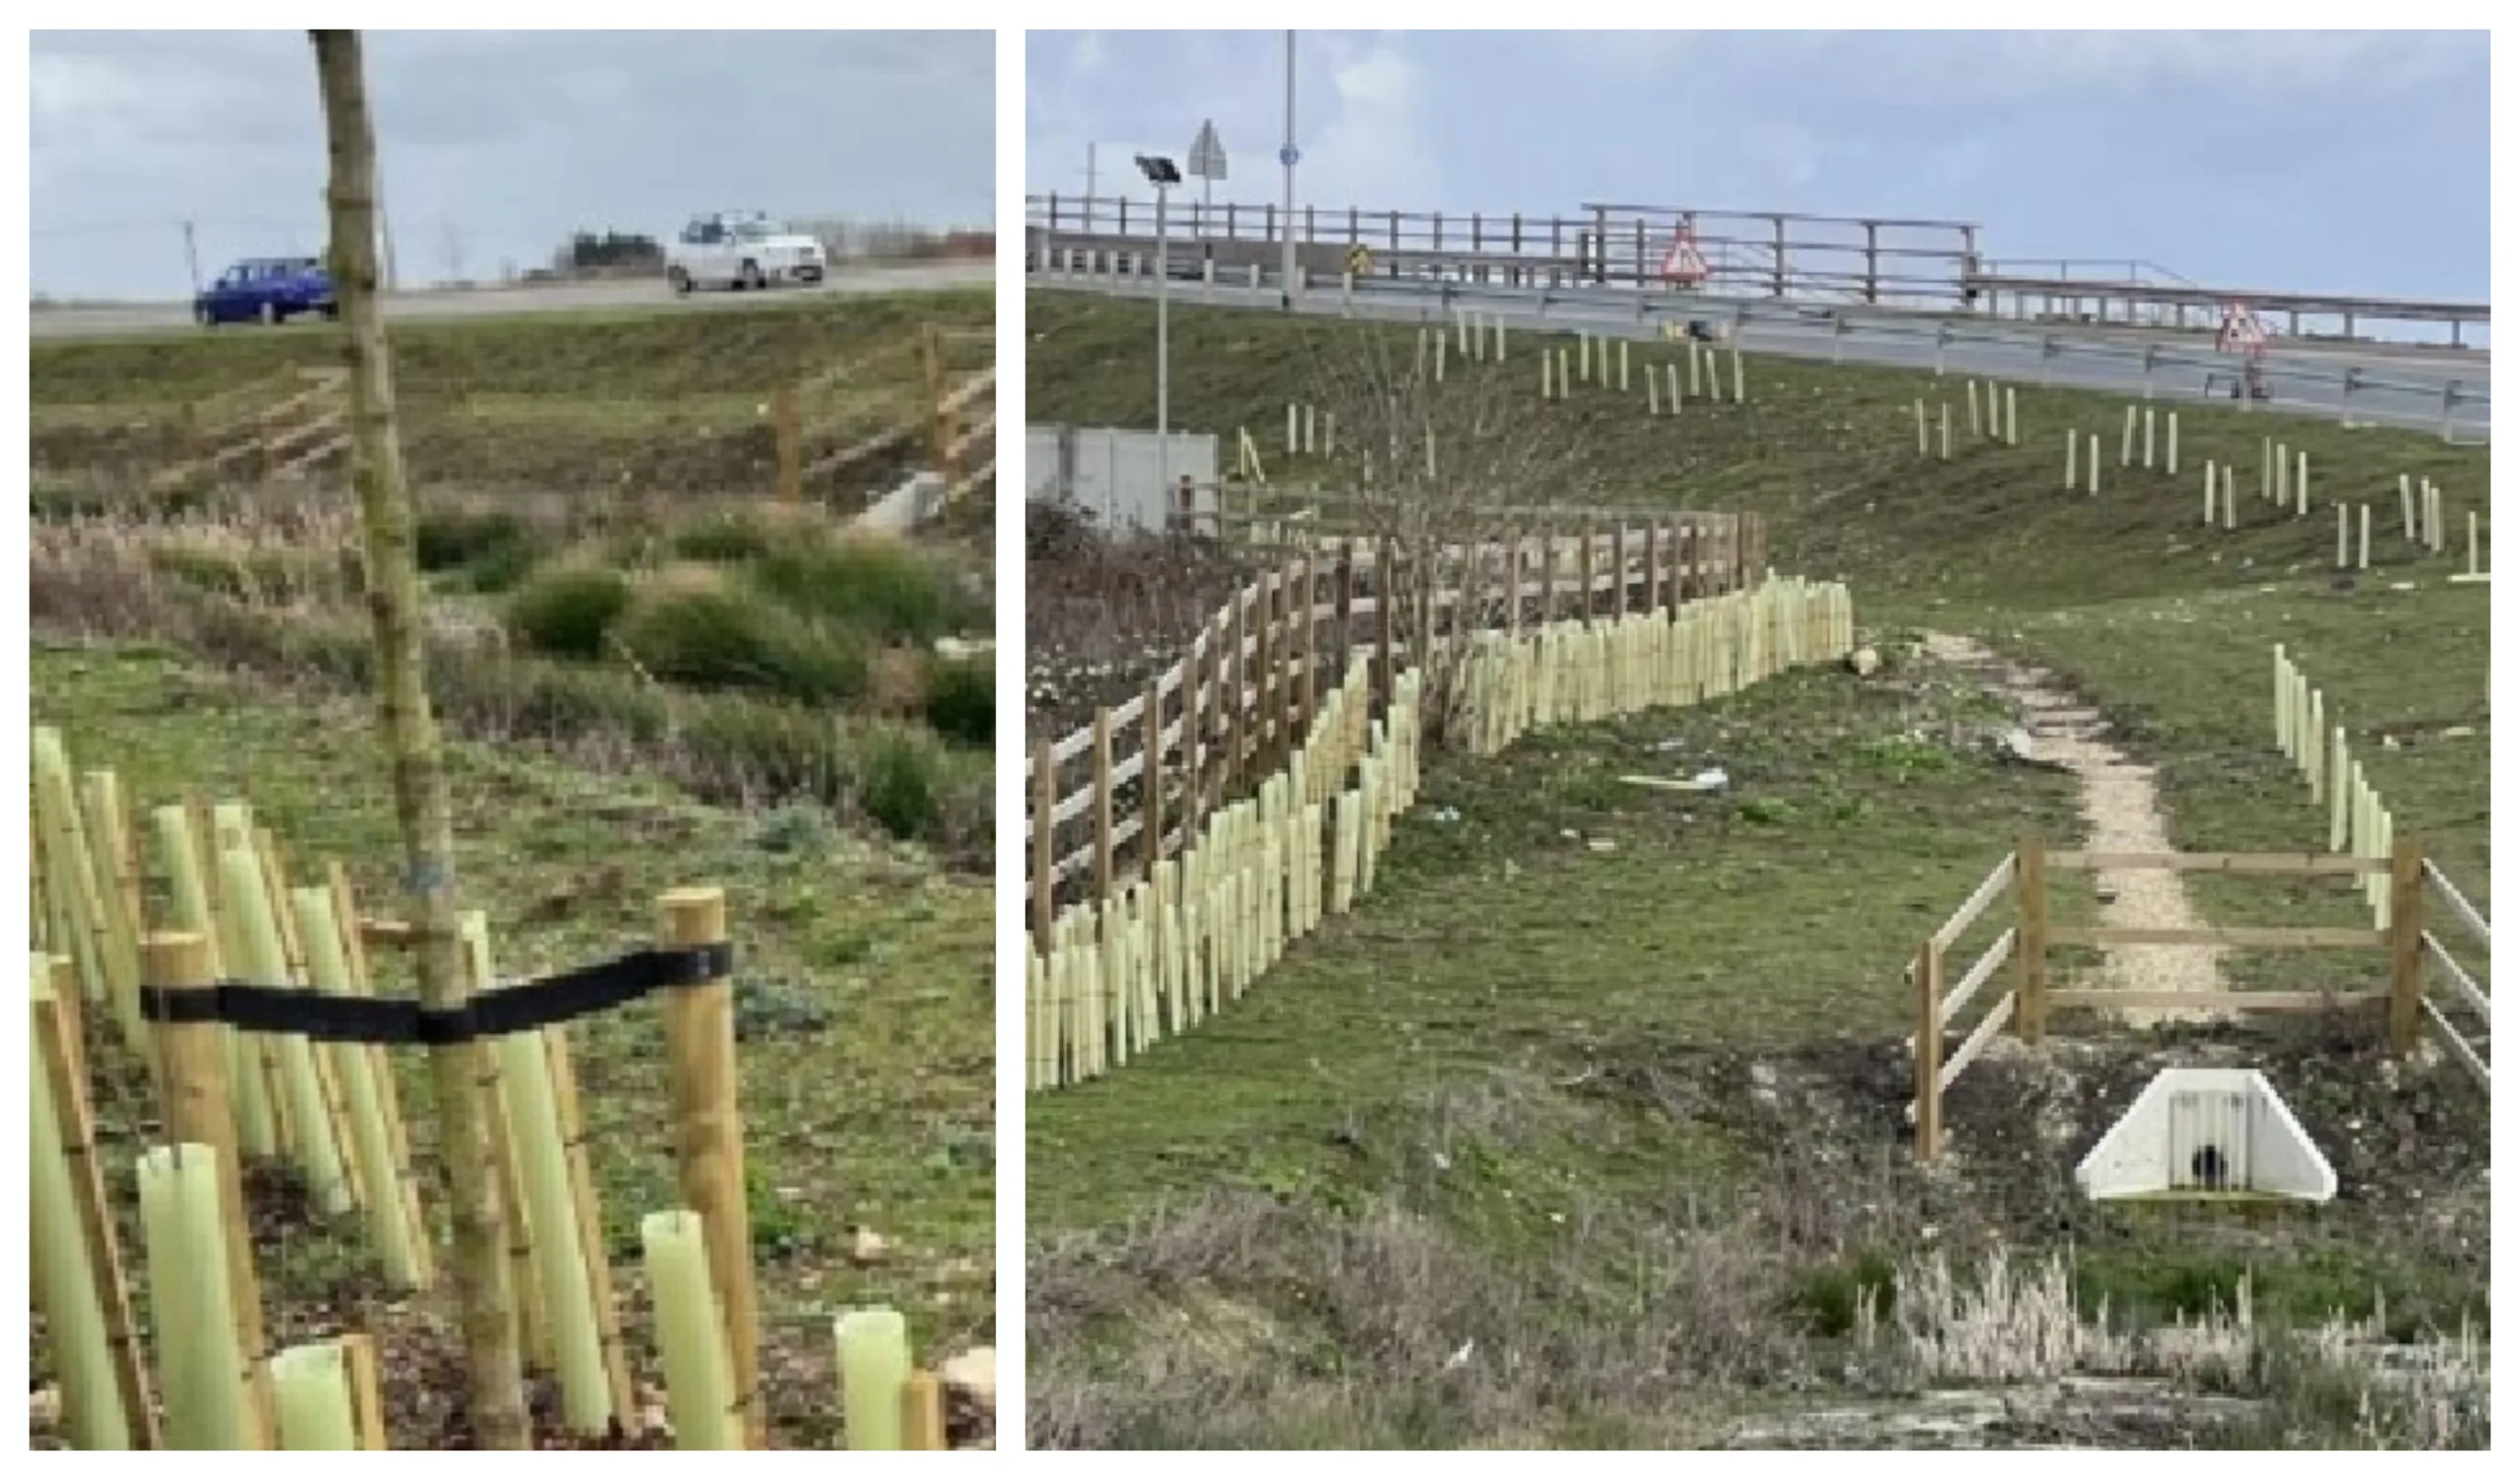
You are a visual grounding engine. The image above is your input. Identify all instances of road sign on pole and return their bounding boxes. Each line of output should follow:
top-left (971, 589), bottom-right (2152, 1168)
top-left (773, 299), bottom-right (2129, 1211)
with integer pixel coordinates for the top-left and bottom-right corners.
top-left (2217, 300), bottom-right (2270, 355)
top-left (1659, 225), bottom-right (1710, 288)
top-left (1188, 120), bottom-right (1228, 182)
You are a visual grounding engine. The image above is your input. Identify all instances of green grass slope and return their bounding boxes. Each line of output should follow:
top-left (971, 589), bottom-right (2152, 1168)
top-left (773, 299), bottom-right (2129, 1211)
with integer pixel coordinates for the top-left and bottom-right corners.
top-left (1023, 290), bottom-right (2491, 1448)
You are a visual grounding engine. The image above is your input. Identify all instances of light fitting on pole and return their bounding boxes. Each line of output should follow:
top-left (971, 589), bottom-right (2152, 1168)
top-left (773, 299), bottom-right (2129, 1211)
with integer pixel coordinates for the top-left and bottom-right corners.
top-left (1136, 154), bottom-right (1182, 187)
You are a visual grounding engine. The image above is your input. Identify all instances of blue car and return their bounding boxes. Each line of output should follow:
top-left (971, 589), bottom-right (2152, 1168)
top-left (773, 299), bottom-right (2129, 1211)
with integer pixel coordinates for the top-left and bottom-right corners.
top-left (194, 257), bottom-right (338, 326)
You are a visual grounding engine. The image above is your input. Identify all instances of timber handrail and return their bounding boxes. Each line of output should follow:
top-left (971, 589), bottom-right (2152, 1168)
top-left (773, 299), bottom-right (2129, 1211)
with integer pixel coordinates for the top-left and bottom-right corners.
top-left (1909, 833), bottom-right (2479, 1161)
top-left (2425, 861), bottom-right (2490, 949)
top-left (1931, 854), bottom-right (2017, 950)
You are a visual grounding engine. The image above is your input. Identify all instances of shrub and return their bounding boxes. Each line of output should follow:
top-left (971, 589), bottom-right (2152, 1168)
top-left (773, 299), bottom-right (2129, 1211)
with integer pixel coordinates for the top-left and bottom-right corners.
top-left (416, 507), bottom-right (530, 573)
top-left (856, 727), bottom-right (943, 841)
top-left (507, 566), bottom-right (633, 660)
top-left (148, 544), bottom-right (252, 600)
top-left (668, 509), bottom-right (778, 564)
top-left (745, 533), bottom-right (973, 645)
top-left (922, 657), bottom-right (992, 746)
top-left (464, 538), bottom-right (541, 594)
top-left (614, 586), bottom-right (869, 706)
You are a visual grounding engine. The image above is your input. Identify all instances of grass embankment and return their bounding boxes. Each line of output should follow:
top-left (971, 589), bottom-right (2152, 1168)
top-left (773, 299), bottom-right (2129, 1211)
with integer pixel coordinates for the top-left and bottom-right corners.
top-left (1023, 292), bottom-right (2490, 1448)
top-left (31, 290), bottom-right (992, 497)
top-left (32, 295), bottom-right (1000, 858)
top-left (32, 644), bottom-right (994, 1447)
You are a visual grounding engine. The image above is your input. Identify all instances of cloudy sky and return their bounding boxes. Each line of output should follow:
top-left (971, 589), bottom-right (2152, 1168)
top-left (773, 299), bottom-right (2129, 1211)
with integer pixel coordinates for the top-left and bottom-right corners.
top-left (31, 30), bottom-right (995, 299)
top-left (1027, 30), bottom-right (2489, 303)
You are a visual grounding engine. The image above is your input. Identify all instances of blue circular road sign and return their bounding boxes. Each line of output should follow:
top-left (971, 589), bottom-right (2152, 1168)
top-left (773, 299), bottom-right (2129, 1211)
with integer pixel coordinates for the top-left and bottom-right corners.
top-left (1279, 145), bottom-right (1301, 168)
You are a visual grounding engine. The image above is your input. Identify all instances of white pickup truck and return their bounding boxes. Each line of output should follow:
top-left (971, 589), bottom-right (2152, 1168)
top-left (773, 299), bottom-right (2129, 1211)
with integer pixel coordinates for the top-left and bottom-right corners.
top-left (664, 212), bottom-right (828, 294)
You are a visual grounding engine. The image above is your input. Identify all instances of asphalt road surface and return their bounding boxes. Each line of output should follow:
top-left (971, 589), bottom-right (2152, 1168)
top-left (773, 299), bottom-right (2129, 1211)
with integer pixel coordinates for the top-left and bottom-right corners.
top-left (1033, 269), bottom-right (2490, 440)
top-left (29, 260), bottom-right (995, 341)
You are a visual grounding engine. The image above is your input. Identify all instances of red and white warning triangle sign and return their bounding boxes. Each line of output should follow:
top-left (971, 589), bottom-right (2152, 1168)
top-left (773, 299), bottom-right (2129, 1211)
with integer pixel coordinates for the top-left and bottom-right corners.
top-left (1660, 224), bottom-right (1711, 286)
top-left (2217, 300), bottom-right (2270, 354)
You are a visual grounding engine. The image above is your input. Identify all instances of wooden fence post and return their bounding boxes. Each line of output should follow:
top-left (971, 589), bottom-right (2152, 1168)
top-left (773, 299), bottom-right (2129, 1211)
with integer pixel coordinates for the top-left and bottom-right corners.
top-left (1296, 552), bottom-right (1319, 738)
top-left (1539, 531), bottom-right (1561, 625)
top-left (1029, 742), bottom-right (1054, 939)
top-left (1579, 519), bottom-right (1598, 624)
top-left (773, 387), bottom-right (802, 505)
top-left (2388, 837), bottom-right (2425, 1055)
top-left (1258, 569), bottom-right (1282, 773)
top-left (2016, 835), bottom-right (2048, 1043)
top-left (1914, 938), bottom-right (1944, 1162)
top-left (1374, 545), bottom-right (1396, 707)
top-left (658, 887), bottom-right (761, 1449)
top-left (145, 932), bottom-right (275, 1446)
top-left (1334, 553), bottom-right (1356, 671)
top-left (1506, 539), bottom-right (1527, 634)
top-left (1610, 523), bottom-right (1629, 620)
top-left (1141, 677), bottom-right (1165, 878)
top-left (1641, 522), bottom-right (1661, 613)
top-left (1091, 709), bottom-right (1115, 908)
top-left (1226, 597), bottom-right (1249, 793)
top-left (1415, 547), bottom-right (1435, 676)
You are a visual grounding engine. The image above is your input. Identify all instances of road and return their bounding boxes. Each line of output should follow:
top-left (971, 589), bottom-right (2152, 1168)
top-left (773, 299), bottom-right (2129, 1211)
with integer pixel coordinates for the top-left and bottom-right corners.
top-left (1031, 267), bottom-right (2491, 440)
top-left (29, 260), bottom-right (995, 341)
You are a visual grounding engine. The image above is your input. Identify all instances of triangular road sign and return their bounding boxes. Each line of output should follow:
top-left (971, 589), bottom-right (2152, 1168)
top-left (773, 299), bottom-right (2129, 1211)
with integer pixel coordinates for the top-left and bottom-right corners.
top-left (2217, 300), bottom-right (2270, 355)
top-left (1187, 119), bottom-right (1228, 181)
top-left (1659, 225), bottom-right (1710, 287)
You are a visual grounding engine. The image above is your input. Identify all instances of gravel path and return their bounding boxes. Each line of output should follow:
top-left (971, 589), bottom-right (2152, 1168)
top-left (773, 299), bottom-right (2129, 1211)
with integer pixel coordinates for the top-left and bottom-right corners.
top-left (1924, 632), bottom-right (2224, 1023)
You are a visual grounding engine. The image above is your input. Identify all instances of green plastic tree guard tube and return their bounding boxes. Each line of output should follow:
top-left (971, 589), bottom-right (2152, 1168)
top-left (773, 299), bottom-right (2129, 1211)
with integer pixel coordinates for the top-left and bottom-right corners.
top-left (473, 916), bottom-right (612, 1435)
top-left (642, 1210), bottom-right (739, 1450)
top-left (289, 886), bottom-right (422, 1291)
top-left (835, 1308), bottom-right (911, 1451)
top-left (271, 1341), bottom-right (358, 1449)
top-left (31, 730), bottom-right (124, 1041)
top-left (32, 955), bottom-right (134, 1450)
top-left (138, 1144), bottom-right (255, 1449)
top-left (220, 844), bottom-right (354, 1217)
top-left (153, 804), bottom-right (279, 1160)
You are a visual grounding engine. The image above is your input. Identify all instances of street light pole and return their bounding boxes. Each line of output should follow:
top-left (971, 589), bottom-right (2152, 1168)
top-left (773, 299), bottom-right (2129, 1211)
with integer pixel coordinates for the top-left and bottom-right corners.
top-left (1138, 153), bottom-right (1184, 523)
top-left (1156, 180), bottom-right (1171, 444)
top-left (1280, 30), bottom-right (1297, 310)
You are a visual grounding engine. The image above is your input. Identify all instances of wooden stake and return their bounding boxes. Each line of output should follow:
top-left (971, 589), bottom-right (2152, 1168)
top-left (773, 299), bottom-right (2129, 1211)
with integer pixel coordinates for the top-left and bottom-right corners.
top-left (773, 386), bottom-right (802, 504)
top-left (1914, 940), bottom-right (1944, 1161)
top-left (659, 887), bottom-right (761, 1448)
top-left (144, 932), bottom-right (274, 1446)
top-left (338, 1334), bottom-right (389, 1449)
top-left (36, 968), bottom-right (159, 1447)
top-left (901, 1371), bottom-right (948, 1451)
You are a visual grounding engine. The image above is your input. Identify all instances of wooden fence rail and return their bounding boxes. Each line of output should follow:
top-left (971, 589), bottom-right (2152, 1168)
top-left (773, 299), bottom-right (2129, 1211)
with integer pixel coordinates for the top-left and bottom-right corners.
top-left (1910, 834), bottom-right (2488, 1159)
top-left (1027, 507), bottom-right (1853, 1091)
top-left (1026, 511), bottom-right (1767, 925)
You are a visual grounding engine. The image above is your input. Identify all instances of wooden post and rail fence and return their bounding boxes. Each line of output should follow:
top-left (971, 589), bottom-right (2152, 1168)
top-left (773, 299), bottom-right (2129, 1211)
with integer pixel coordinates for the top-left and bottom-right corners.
top-left (1910, 835), bottom-right (2490, 1161)
top-left (156, 367), bottom-right (353, 494)
top-left (1026, 507), bottom-right (1859, 1091)
top-left (771, 324), bottom-right (995, 513)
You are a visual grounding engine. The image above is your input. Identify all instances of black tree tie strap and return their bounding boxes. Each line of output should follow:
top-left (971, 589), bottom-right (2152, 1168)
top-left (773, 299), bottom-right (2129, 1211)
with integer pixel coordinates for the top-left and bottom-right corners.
top-left (139, 941), bottom-right (733, 1046)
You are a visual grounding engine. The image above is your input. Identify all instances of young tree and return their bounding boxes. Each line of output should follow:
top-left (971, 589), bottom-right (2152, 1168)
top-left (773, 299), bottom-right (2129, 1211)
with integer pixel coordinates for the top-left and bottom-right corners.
top-left (310, 29), bottom-right (530, 1448)
top-left (1299, 323), bottom-right (1617, 744)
